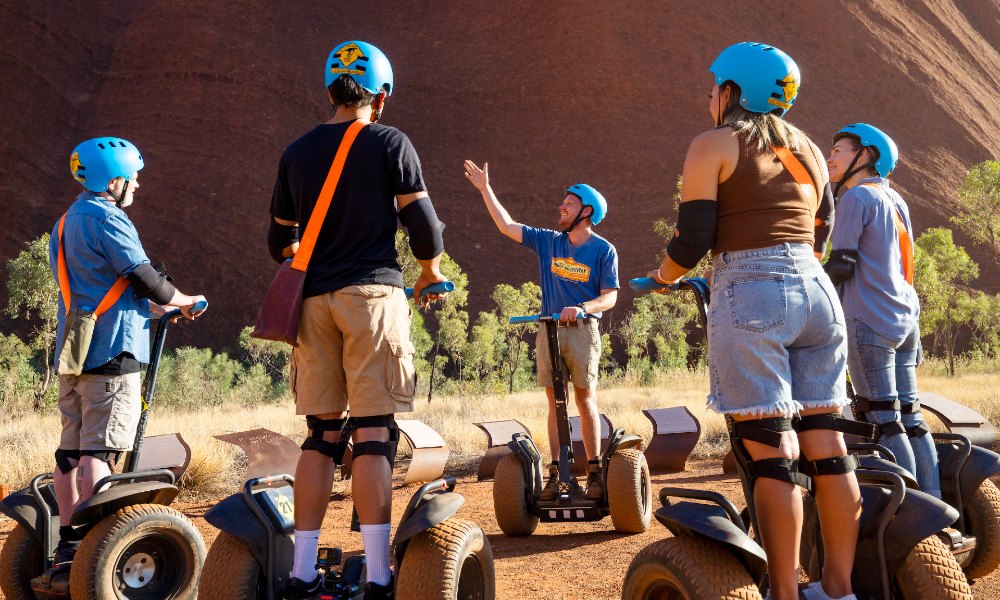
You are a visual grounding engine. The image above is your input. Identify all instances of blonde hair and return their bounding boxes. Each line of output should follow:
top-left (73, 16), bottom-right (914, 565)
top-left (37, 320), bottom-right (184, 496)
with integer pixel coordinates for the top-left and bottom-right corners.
top-left (720, 83), bottom-right (803, 151)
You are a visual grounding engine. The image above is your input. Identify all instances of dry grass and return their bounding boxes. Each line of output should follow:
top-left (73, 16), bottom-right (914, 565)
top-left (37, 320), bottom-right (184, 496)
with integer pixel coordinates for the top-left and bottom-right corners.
top-left (2, 365), bottom-right (997, 500)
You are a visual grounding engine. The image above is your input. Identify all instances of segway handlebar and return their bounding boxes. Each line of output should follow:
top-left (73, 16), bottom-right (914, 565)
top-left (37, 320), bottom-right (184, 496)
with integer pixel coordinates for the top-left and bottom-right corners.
top-left (404, 281), bottom-right (455, 298)
top-left (244, 473), bottom-right (295, 493)
top-left (508, 312), bottom-right (591, 324)
top-left (630, 276), bottom-right (710, 326)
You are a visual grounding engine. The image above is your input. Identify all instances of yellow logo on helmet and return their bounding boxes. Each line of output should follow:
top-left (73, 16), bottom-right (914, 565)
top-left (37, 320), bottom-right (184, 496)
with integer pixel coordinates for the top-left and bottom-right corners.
top-left (330, 43), bottom-right (367, 76)
top-left (70, 151), bottom-right (85, 182)
top-left (767, 72), bottom-right (799, 110)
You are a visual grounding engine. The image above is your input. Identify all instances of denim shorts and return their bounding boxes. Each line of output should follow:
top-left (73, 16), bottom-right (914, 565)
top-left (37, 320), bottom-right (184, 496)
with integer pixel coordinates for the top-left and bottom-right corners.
top-left (706, 243), bottom-right (848, 417)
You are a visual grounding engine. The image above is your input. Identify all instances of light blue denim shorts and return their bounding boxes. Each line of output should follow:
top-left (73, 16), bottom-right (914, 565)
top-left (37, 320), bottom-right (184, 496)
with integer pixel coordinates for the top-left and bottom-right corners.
top-left (706, 243), bottom-right (848, 417)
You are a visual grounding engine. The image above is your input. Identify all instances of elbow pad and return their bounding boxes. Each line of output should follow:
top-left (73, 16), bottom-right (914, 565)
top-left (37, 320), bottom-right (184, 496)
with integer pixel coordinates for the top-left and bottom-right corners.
top-left (398, 197), bottom-right (445, 260)
top-left (666, 200), bottom-right (717, 269)
top-left (267, 221), bottom-right (299, 263)
top-left (126, 263), bottom-right (176, 305)
top-left (813, 182), bottom-right (835, 255)
top-left (824, 249), bottom-right (858, 285)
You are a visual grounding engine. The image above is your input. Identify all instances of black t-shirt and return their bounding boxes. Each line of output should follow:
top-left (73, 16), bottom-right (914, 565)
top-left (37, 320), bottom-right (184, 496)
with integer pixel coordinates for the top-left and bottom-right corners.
top-left (83, 352), bottom-right (142, 375)
top-left (270, 121), bottom-right (426, 297)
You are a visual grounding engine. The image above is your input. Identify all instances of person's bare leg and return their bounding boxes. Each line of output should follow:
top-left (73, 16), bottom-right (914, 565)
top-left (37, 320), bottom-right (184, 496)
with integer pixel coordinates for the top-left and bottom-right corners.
top-left (351, 425), bottom-right (392, 524)
top-left (292, 411), bottom-right (344, 530)
top-left (544, 386), bottom-right (560, 461)
top-left (799, 408), bottom-right (860, 599)
top-left (77, 455), bottom-right (113, 503)
top-left (53, 460), bottom-right (80, 526)
top-left (573, 386), bottom-right (600, 460)
top-left (735, 416), bottom-right (802, 600)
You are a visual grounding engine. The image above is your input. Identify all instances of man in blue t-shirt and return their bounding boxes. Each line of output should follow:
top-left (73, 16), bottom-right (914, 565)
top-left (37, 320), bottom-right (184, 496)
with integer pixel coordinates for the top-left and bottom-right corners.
top-left (464, 160), bottom-right (619, 501)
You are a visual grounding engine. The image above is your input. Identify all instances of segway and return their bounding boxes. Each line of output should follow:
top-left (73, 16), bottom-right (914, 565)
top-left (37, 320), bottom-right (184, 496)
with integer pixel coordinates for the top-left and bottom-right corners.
top-left (491, 311), bottom-right (652, 536)
top-left (803, 378), bottom-right (1000, 581)
top-left (0, 302), bottom-right (209, 600)
top-left (621, 278), bottom-right (972, 599)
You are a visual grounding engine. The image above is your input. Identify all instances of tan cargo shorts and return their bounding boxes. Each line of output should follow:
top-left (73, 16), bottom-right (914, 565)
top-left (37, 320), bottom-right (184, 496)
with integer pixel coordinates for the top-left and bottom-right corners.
top-left (58, 372), bottom-right (142, 451)
top-left (535, 318), bottom-right (601, 389)
top-left (291, 284), bottom-right (416, 418)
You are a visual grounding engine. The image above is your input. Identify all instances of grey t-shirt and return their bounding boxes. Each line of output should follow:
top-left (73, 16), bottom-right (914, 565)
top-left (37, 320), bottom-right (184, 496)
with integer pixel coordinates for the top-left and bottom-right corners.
top-left (830, 177), bottom-right (919, 343)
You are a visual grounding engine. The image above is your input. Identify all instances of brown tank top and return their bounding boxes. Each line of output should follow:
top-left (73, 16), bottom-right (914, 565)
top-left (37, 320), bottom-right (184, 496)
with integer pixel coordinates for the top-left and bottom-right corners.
top-left (713, 129), bottom-right (825, 254)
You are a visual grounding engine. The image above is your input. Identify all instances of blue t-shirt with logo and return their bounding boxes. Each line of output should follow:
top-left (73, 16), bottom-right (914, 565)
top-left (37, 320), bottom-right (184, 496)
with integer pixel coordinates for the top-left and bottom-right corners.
top-left (520, 226), bottom-right (619, 317)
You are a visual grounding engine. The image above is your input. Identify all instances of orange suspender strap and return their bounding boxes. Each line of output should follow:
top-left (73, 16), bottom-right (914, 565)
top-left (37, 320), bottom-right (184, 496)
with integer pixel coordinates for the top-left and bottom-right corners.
top-left (862, 183), bottom-right (914, 284)
top-left (290, 119), bottom-right (368, 272)
top-left (772, 145), bottom-right (822, 257)
top-left (57, 213), bottom-right (130, 317)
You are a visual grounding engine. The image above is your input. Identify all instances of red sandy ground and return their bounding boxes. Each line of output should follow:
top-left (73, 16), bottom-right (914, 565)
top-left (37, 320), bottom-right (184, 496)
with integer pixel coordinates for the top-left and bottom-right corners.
top-left (5, 458), bottom-right (993, 599)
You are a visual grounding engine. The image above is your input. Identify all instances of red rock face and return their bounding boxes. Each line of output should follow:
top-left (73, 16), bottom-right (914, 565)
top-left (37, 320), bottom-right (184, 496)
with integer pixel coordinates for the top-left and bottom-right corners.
top-left (2, 1), bottom-right (999, 348)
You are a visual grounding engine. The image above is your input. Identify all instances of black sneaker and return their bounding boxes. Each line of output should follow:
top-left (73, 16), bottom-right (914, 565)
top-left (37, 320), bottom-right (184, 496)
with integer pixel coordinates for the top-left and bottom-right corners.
top-left (364, 575), bottom-right (394, 600)
top-left (284, 575), bottom-right (322, 600)
top-left (30, 540), bottom-right (78, 594)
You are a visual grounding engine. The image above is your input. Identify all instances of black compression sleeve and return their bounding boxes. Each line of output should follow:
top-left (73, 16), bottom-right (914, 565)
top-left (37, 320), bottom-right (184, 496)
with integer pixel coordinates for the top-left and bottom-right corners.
top-left (267, 220), bottom-right (299, 264)
top-left (666, 200), bottom-right (717, 269)
top-left (398, 197), bottom-right (445, 260)
top-left (126, 263), bottom-right (176, 305)
top-left (814, 182), bottom-right (835, 255)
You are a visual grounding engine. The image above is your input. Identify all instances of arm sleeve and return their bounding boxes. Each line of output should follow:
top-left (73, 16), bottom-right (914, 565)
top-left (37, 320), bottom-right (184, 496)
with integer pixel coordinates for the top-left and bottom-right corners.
top-left (98, 212), bottom-right (150, 277)
top-left (829, 192), bottom-right (865, 252)
top-left (269, 152), bottom-right (297, 222)
top-left (388, 131), bottom-right (427, 196)
top-left (520, 225), bottom-right (541, 253)
top-left (814, 182), bottom-right (835, 254)
top-left (599, 245), bottom-right (620, 290)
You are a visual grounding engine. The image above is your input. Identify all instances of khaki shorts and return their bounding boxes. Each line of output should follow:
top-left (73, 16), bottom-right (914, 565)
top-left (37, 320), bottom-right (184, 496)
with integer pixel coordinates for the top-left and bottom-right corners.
top-left (58, 372), bottom-right (141, 451)
top-left (291, 285), bottom-right (416, 418)
top-left (535, 319), bottom-right (601, 389)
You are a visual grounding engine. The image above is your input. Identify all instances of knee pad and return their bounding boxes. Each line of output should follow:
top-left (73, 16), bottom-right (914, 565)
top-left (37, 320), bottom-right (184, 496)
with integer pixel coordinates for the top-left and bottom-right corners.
top-left (348, 415), bottom-right (400, 467)
top-left (54, 449), bottom-right (80, 474)
top-left (794, 414), bottom-right (870, 478)
top-left (851, 396), bottom-right (905, 439)
top-left (898, 401), bottom-right (931, 438)
top-left (79, 449), bottom-right (123, 469)
top-left (301, 416), bottom-right (348, 462)
top-left (729, 417), bottom-right (811, 490)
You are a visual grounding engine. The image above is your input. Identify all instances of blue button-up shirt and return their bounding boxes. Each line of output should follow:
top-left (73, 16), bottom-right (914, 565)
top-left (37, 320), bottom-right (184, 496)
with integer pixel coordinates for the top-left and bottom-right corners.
top-left (49, 193), bottom-right (152, 369)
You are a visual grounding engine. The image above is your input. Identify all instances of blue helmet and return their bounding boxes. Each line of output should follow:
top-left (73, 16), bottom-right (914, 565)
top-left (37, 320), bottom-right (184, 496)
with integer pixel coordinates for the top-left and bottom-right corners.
top-left (567, 184), bottom-right (607, 226)
top-left (709, 42), bottom-right (801, 116)
top-left (70, 137), bottom-right (144, 192)
top-left (834, 123), bottom-right (899, 177)
top-left (325, 40), bottom-right (393, 96)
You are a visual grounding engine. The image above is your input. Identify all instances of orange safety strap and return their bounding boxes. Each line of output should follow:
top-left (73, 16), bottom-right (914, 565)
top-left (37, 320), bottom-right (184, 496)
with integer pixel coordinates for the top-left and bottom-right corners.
top-left (290, 120), bottom-right (368, 271)
top-left (57, 213), bottom-right (130, 317)
top-left (772, 145), bottom-right (822, 257)
top-left (862, 182), bottom-right (913, 284)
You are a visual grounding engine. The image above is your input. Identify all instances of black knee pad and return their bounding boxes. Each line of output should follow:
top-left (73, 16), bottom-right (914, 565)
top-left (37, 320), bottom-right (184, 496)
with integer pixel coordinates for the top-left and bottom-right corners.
top-left (729, 417), bottom-right (812, 490)
top-left (906, 422), bottom-right (931, 438)
top-left (854, 395), bottom-right (901, 414)
top-left (79, 449), bottom-right (123, 469)
top-left (301, 416), bottom-right (348, 462)
top-left (55, 449), bottom-right (80, 474)
top-left (793, 413), bottom-right (867, 478)
top-left (348, 415), bottom-right (400, 467)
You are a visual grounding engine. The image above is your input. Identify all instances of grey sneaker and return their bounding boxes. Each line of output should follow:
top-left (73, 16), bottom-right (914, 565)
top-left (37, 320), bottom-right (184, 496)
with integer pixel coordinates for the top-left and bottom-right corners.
top-left (802, 582), bottom-right (857, 600)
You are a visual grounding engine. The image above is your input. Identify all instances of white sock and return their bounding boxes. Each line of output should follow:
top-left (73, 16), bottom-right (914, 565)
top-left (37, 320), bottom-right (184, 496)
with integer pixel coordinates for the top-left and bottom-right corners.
top-left (291, 529), bottom-right (320, 582)
top-left (360, 523), bottom-right (392, 586)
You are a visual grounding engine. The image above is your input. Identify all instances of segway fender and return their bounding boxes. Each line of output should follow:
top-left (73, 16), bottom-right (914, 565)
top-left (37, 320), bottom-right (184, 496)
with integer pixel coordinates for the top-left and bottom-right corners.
top-left (205, 492), bottom-right (271, 566)
top-left (609, 433), bottom-right (642, 453)
top-left (393, 492), bottom-right (465, 546)
top-left (70, 481), bottom-right (179, 527)
top-left (0, 486), bottom-right (59, 545)
top-left (856, 455), bottom-right (919, 489)
top-left (654, 502), bottom-right (767, 583)
top-left (939, 442), bottom-right (1000, 507)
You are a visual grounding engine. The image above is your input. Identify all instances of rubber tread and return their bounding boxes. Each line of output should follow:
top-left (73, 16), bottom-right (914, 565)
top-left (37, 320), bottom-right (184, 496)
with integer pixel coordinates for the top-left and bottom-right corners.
top-left (621, 536), bottom-right (761, 599)
top-left (198, 532), bottom-right (262, 599)
top-left (396, 518), bottom-right (495, 600)
top-left (69, 503), bottom-right (205, 600)
top-left (0, 525), bottom-right (44, 600)
top-left (492, 453), bottom-right (538, 536)
top-left (607, 448), bottom-right (652, 533)
top-left (896, 535), bottom-right (973, 599)
top-left (964, 479), bottom-right (1000, 580)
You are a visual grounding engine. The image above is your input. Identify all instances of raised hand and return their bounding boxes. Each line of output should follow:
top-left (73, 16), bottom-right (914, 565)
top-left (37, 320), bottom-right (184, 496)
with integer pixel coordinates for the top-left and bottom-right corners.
top-left (463, 160), bottom-right (489, 192)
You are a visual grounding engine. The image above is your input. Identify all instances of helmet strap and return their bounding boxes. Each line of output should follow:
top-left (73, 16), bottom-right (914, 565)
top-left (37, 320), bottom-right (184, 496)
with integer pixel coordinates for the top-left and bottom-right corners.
top-left (833, 148), bottom-right (876, 198)
top-left (107, 179), bottom-right (131, 208)
top-left (370, 93), bottom-right (386, 123)
top-left (562, 206), bottom-right (590, 235)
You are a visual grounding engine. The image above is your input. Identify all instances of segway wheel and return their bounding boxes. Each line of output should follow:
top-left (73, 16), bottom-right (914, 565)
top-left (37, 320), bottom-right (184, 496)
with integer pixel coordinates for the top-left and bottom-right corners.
top-left (396, 518), bottom-right (495, 600)
top-left (622, 536), bottom-right (761, 599)
top-left (896, 535), bottom-right (972, 599)
top-left (198, 532), bottom-right (265, 600)
top-left (0, 525), bottom-right (45, 600)
top-left (607, 448), bottom-right (652, 533)
top-left (493, 453), bottom-right (538, 536)
top-left (963, 478), bottom-right (1000, 579)
top-left (69, 504), bottom-right (206, 600)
